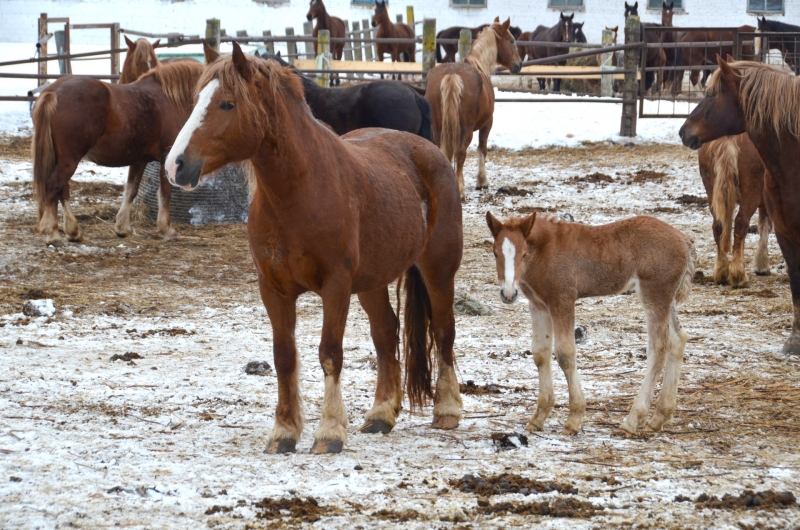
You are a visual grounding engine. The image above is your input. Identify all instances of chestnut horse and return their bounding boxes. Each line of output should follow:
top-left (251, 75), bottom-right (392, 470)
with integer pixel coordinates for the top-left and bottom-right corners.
top-left (486, 212), bottom-right (694, 435)
top-left (679, 57), bottom-right (800, 355)
top-left (119, 36), bottom-right (197, 84)
top-left (306, 0), bottom-right (345, 61)
top-left (699, 133), bottom-right (772, 287)
top-left (530, 12), bottom-right (576, 92)
top-left (673, 26), bottom-right (756, 93)
top-left (165, 43), bottom-right (463, 454)
top-left (426, 18), bottom-right (522, 199)
top-left (371, 0), bottom-right (415, 63)
top-left (438, 24), bottom-right (523, 64)
top-left (31, 60), bottom-right (203, 245)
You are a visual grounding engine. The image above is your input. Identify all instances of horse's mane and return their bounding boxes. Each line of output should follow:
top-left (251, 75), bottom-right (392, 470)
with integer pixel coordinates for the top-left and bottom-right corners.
top-left (141, 60), bottom-right (204, 111)
top-left (760, 18), bottom-right (800, 32)
top-left (708, 61), bottom-right (800, 139)
top-left (466, 27), bottom-right (499, 79)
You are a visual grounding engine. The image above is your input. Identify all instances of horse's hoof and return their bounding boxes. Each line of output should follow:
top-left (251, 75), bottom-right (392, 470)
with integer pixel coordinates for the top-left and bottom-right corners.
top-left (781, 333), bottom-right (800, 356)
top-left (264, 439), bottom-right (297, 454)
top-left (47, 240), bottom-right (65, 248)
top-left (561, 425), bottom-right (580, 436)
top-left (67, 233), bottom-right (83, 243)
top-left (755, 270), bottom-right (772, 276)
top-left (115, 230), bottom-right (130, 238)
top-left (310, 439), bottom-right (344, 454)
top-left (431, 416), bottom-right (459, 430)
top-left (359, 420), bottom-right (393, 434)
top-left (619, 421), bottom-right (638, 435)
top-left (475, 184), bottom-right (489, 191)
top-left (526, 421), bottom-right (544, 433)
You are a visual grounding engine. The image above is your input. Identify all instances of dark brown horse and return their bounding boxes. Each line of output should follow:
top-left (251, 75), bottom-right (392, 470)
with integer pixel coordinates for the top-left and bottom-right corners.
top-left (426, 18), bottom-right (521, 199)
top-left (679, 57), bottom-right (800, 355)
top-left (371, 0), bottom-right (415, 63)
top-left (31, 60), bottom-right (204, 245)
top-left (698, 133), bottom-right (772, 287)
top-left (625, 1), bottom-right (668, 92)
top-left (530, 12), bottom-right (576, 92)
top-left (517, 30), bottom-right (532, 62)
top-left (660, 2), bottom-right (677, 90)
top-left (756, 17), bottom-right (800, 75)
top-left (437, 24), bottom-right (522, 63)
top-left (673, 26), bottom-right (756, 92)
top-left (165, 43), bottom-right (464, 454)
top-left (306, 0), bottom-right (345, 61)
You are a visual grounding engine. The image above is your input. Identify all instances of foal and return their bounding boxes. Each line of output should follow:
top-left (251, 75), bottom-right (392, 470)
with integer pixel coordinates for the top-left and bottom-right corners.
top-left (486, 212), bottom-right (695, 435)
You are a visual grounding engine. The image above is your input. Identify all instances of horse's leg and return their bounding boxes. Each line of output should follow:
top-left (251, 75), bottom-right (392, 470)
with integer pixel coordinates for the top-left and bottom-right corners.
top-left (648, 305), bottom-right (687, 431)
top-left (156, 164), bottom-right (176, 240)
top-left (537, 77), bottom-right (545, 90)
top-left (553, 78), bottom-right (561, 92)
top-left (261, 286), bottom-right (303, 454)
top-left (475, 117), bottom-right (492, 190)
top-left (39, 159), bottom-right (80, 246)
top-left (455, 135), bottom-right (470, 201)
top-left (358, 287), bottom-right (402, 434)
top-left (59, 187), bottom-right (82, 243)
top-left (526, 301), bottom-right (556, 432)
top-left (551, 301), bottom-right (585, 435)
top-left (114, 161), bottom-right (147, 237)
top-left (774, 231), bottom-right (800, 356)
top-left (730, 197), bottom-right (758, 288)
top-left (712, 215), bottom-right (730, 284)
top-left (312, 285), bottom-right (351, 453)
top-left (755, 205), bottom-right (773, 276)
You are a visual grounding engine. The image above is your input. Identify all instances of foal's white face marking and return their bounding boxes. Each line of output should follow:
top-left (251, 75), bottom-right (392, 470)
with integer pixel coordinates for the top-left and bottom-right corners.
top-left (165, 79), bottom-right (220, 186)
top-left (501, 237), bottom-right (518, 303)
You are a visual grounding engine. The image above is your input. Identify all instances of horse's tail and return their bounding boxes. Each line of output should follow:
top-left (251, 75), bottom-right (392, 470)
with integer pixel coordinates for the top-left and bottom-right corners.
top-left (439, 73), bottom-right (464, 167)
top-left (709, 135), bottom-right (740, 254)
top-left (414, 93), bottom-right (434, 143)
top-left (400, 265), bottom-right (435, 411)
top-left (676, 233), bottom-right (696, 305)
top-left (31, 91), bottom-right (58, 220)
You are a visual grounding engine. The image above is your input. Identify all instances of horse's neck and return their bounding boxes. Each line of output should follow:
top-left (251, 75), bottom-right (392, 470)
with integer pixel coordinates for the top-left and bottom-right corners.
top-left (378, 15), bottom-right (393, 33)
top-left (466, 32), bottom-right (496, 78)
top-left (316, 9), bottom-right (332, 29)
top-left (300, 75), bottom-right (335, 114)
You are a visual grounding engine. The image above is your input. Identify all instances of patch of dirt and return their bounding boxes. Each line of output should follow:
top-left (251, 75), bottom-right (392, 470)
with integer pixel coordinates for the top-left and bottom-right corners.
top-left (490, 432), bottom-right (529, 450)
top-left (676, 194), bottom-right (709, 207)
top-left (650, 206), bottom-right (681, 214)
top-left (451, 473), bottom-right (579, 497)
top-left (479, 497), bottom-right (603, 518)
top-left (244, 360), bottom-right (272, 375)
top-left (110, 352), bottom-right (142, 362)
top-left (629, 169), bottom-right (667, 184)
top-left (496, 186), bottom-right (533, 197)
top-left (369, 508), bottom-right (424, 522)
top-left (749, 288), bottom-right (779, 299)
top-left (459, 380), bottom-right (501, 395)
top-left (0, 135), bottom-right (31, 160)
top-left (205, 505), bottom-right (233, 515)
top-left (675, 490), bottom-right (796, 511)
top-left (252, 497), bottom-right (336, 523)
top-left (573, 172), bottom-right (614, 184)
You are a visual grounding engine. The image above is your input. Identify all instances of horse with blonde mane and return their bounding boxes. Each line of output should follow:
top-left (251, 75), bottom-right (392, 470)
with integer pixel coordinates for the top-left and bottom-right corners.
top-left (165, 43), bottom-right (464, 454)
top-left (680, 57), bottom-right (800, 355)
top-left (119, 36), bottom-right (197, 84)
top-left (31, 60), bottom-right (204, 245)
top-left (698, 133), bottom-right (772, 288)
top-left (425, 18), bottom-right (522, 199)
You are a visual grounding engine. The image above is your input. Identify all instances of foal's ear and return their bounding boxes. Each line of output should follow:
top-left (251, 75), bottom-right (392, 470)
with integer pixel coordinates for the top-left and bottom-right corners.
top-left (716, 55), bottom-right (739, 89)
top-left (153, 39), bottom-right (161, 49)
top-left (501, 18), bottom-right (511, 34)
top-left (494, 16), bottom-right (500, 23)
top-left (202, 40), bottom-right (221, 64)
top-left (232, 41), bottom-right (252, 81)
top-left (520, 213), bottom-right (536, 239)
top-left (486, 211), bottom-right (503, 239)
top-left (125, 35), bottom-right (136, 49)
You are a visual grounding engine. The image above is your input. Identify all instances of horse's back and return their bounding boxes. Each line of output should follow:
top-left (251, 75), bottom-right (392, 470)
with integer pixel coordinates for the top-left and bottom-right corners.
top-left (41, 77), bottom-right (111, 148)
top-left (426, 63), bottom-right (492, 128)
top-left (359, 81), bottom-right (423, 134)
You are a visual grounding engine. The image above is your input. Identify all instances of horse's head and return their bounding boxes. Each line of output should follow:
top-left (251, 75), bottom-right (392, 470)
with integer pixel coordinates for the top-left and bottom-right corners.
top-left (165, 42), bottom-right (300, 190)
top-left (120, 36), bottom-right (160, 84)
top-left (486, 211), bottom-right (535, 304)
top-left (491, 17), bottom-right (522, 74)
top-left (509, 26), bottom-right (523, 40)
top-left (662, 1), bottom-right (674, 26)
top-left (559, 12), bottom-right (575, 42)
top-left (679, 56), bottom-right (745, 150)
top-left (372, 0), bottom-right (387, 28)
top-left (307, 0), bottom-right (322, 22)
top-left (606, 26), bottom-right (619, 45)
top-left (624, 1), bottom-right (639, 19)
top-left (572, 22), bottom-right (587, 44)
top-left (757, 15), bottom-right (768, 31)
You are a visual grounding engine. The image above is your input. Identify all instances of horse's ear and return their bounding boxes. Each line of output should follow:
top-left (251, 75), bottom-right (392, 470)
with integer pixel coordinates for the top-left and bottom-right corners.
top-left (202, 40), bottom-right (221, 64)
top-left (569, 13), bottom-right (575, 20)
top-left (560, 11), bottom-right (566, 19)
top-left (520, 213), bottom-right (536, 239)
top-left (726, 53), bottom-right (735, 63)
top-left (153, 39), bottom-right (161, 49)
top-left (486, 212), bottom-right (503, 239)
top-left (254, 49), bottom-right (261, 58)
top-left (494, 16), bottom-right (500, 23)
top-left (501, 18), bottom-right (511, 34)
top-left (124, 35), bottom-right (135, 49)
top-left (716, 55), bottom-right (738, 89)
top-left (634, 1), bottom-right (638, 8)
top-left (276, 50), bottom-right (282, 58)
top-left (232, 41), bottom-right (252, 81)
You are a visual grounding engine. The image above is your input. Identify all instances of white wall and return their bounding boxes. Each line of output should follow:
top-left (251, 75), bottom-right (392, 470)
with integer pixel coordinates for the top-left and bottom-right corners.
top-left (1, 0), bottom-right (799, 45)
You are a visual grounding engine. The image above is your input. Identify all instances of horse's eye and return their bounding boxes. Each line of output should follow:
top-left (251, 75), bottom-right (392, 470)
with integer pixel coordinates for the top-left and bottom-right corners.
top-left (706, 93), bottom-right (714, 100)
top-left (523, 253), bottom-right (528, 259)
top-left (220, 101), bottom-right (235, 111)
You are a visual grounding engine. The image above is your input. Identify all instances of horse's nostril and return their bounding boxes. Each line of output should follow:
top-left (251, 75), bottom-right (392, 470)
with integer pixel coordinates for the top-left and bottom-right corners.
top-left (176, 155), bottom-right (185, 171)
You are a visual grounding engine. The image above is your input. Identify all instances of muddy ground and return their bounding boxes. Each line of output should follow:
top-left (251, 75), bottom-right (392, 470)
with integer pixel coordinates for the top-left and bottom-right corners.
top-left (1, 140), bottom-right (799, 528)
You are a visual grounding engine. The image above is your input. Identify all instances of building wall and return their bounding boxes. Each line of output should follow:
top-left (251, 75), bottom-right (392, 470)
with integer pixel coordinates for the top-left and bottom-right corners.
top-left (1, 0), bottom-right (798, 45)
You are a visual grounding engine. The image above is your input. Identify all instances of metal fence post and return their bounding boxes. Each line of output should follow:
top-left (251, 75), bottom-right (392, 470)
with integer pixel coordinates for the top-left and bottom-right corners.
top-left (620, 16), bottom-right (640, 137)
top-left (111, 23), bottom-right (120, 80)
top-left (38, 13), bottom-right (48, 86)
top-left (286, 27), bottom-right (297, 65)
top-left (263, 30), bottom-right (274, 55)
top-left (459, 28), bottom-right (472, 62)
top-left (206, 18), bottom-right (220, 52)
top-left (317, 29), bottom-right (331, 88)
top-left (396, 14), bottom-right (403, 24)
top-left (303, 21), bottom-right (315, 59)
top-left (601, 29), bottom-right (613, 97)
top-left (362, 19), bottom-right (374, 61)
top-left (423, 18), bottom-right (436, 75)
top-left (54, 30), bottom-right (67, 75)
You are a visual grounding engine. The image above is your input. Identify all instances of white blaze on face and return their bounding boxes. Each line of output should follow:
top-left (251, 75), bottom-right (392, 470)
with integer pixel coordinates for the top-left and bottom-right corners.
top-left (501, 237), bottom-right (517, 298)
top-left (165, 79), bottom-right (219, 184)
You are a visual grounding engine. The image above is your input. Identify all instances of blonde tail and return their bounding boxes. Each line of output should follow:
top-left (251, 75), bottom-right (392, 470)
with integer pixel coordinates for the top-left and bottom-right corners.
top-left (438, 73), bottom-right (464, 168)
top-left (708, 135), bottom-right (741, 258)
top-left (31, 91), bottom-right (58, 221)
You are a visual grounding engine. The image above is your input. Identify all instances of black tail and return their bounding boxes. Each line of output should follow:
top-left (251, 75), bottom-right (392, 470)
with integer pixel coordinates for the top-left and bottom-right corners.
top-left (401, 265), bottom-right (435, 411)
top-left (415, 93), bottom-right (434, 143)
top-left (402, 51), bottom-right (411, 63)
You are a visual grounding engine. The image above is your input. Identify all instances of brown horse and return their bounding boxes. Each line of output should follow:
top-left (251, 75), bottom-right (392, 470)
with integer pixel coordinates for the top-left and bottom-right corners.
top-left (679, 57), bottom-right (800, 355)
top-left (486, 212), bottom-right (694, 435)
top-left (426, 18), bottom-right (521, 199)
top-left (119, 36), bottom-right (197, 84)
top-left (31, 60), bottom-right (204, 245)
top-left (306, 0), bottom-right (345, 60)
top-left (371, 0), bottom-right (415, 63)
top-left (698, 133), bottom-right (772, 288)
top-left (530, 12), bottom-right (575, 92)
top-left (673, 26), bottom-right (756, 92)
top-left (165, 43), bottom-right (464, 454)
top-left (626, 2), bottom-right (668, 92)
top-left (437, 24), bottom-right (522, 63)
top-left (517, 30), bottom-right (532, 62)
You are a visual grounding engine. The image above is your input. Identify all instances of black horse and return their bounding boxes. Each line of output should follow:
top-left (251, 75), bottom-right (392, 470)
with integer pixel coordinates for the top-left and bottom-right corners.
top-left (573, 22), bottom-right (587, 44)
top-left (757, 17), bottom-right (800, 74)
top-left (436, 24), bottom-right (522, 63)
top-left (255, 52), bottom-right (433, 142)
top-left (530, 13), bottom-right (577, 92)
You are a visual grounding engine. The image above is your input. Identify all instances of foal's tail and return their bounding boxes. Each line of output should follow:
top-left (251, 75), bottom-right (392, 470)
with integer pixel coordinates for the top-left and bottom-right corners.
top-left (31, 91), bottom-right (58, 220)
top-left (415, 93), bottom-right (435, 143)
top-left (708, 135), bottom-right (741, 251)
top-left (400, 265), bottom-right (435, 411)
top-left (676, 234), bottom-right (697, 305)
top-left (439, 73), bottom-right (464, 167)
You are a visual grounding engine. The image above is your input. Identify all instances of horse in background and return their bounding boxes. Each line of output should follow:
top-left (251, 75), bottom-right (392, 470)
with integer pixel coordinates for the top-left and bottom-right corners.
top-left (307, 0), bottom-right (345, 61)
top-left (698, 133), bottom-right (772, 288)
top-left (530, 12), bottom-right (576, 92)
top-left (517, 30), bottom-right (532, 61)
top-left (672, 26), bottom-right (756, 93)
top-left (624, 1), bottom-right (667, 92)
top-left (486, 211), bottom-right (694, 435)
top-left (165, 42), bottom-right (464, 454)
top-left (660, 2), bottom-right (677, 91)
top-left (756, 17), bottom-right (800, 74)
top-left (254, 50), bottom-right (432, 141)
top-left (426, 18), bottom-right (522, 199)
top-left (119, 36), bottom-right (162, 84)
top-left (679, 57), bottom-right (800, 355)
top-left (624, 1), bottom-right (638, 18)
top-left (31, 60), bottom-right (204, 245)
top-left (437, 24), bottom-right (523, 63)
top-left (372, 0), bottom-right (415, 63)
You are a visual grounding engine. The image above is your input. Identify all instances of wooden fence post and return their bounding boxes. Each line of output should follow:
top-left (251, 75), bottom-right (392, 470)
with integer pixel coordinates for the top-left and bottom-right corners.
top-left (459, 28), bottom-right (472, 62)
top-left (352, 22), bottom-right (362, 61)
top-left (206, 18), bottom-right (220, 52)
top-left (303, 21), bottom-right (315, 59)
top-left (423, 18), bottom-right (436, 74)
top-left (600, 29), bottom-right (613, 97)
top-left (396, 14), bottom-right (403, 24)
top-left (54, 30), bottom-right (67, 75)
top-left (343, 20), bottom-right (353, 61)
top-left (619, 16), bottom-right (640, 137)
top-left (317, 29), bottom-right (331, 88)
top-left (38, 13), bottom-right (48, 86)
top-left (286, 27), bottom-right (297, 65)
top-left (362, 19), bottom-right (374, 61)
top-left (263, 30), bottom-right (274, 55)
top-left (111, 23), bottom-right (120, 80)
top-left (407, 6), bottom-right (415, 26)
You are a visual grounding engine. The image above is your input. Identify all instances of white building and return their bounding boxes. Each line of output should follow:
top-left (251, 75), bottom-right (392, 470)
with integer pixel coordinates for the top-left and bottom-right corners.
top-left (1, 0), bottom-right (798, 45)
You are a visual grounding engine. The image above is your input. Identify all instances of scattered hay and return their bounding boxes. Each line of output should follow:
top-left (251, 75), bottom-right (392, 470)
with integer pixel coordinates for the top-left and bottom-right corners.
top-left (110, 352), bottom-right (143, 362)
top-left (479, 497), bottom-right (603, 518)
top-left (454, 291), bottom-right (493, 316)
top-left (460, 380), bottom-right (501, 395)
top-left (0, 135), bottom-right (31, 160)
top-left (572, 172), bottom-right (614, 184)
top-left (451, 473), bottom-right (578, 497)
top-left (369, 508), bottom-right (424, 522)
top-left (675, 490), bottom-right (796, 511)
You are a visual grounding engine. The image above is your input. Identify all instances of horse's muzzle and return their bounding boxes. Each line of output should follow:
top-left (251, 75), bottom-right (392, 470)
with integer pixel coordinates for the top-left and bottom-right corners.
top-left (371, 21), bottom-right (377, 28)
top-left (171, 154), bottom-right (202, 190)
top-left (306, 14), bottom-right (313, 22)
top-left (511, 62), bottom-right (522, 74)
top-left (500, 288), bottom-right (518, 304)
top-left (678, 125), bottom-right (702, 150)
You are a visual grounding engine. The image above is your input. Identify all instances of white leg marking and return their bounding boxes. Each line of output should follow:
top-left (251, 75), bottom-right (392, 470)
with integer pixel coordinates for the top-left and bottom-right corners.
top-left (164, 79), bottom-right (219, 182)
top-left (501, 237), bottom-right (517, 300)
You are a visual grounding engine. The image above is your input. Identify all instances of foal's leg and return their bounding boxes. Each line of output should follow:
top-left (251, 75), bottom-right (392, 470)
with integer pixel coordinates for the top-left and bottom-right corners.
top-left (755, 205), bottom-right (773, 276)
top-left (38, 158), bottom-right (80, 246)
top-left (114, 161), bottom-right (147, 237)
top-left (551, 302), bottom-right (585, 435)
top-left (476, 117), bottom-right (492, 190)
top-left (648, 305), bottom-right (687, 431)
top-left (730, 198), bottom-right (759, 288)
top-left (526, 301), bottom-right (556, 432)
top-left (358, 287), bottom-right (402, 434)
top-left (312, 286), bottom-right (351, 453)
top-left (261, 286), bottom-right (304, 454)
top-left (156, 164), bottom-right (176, 239)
